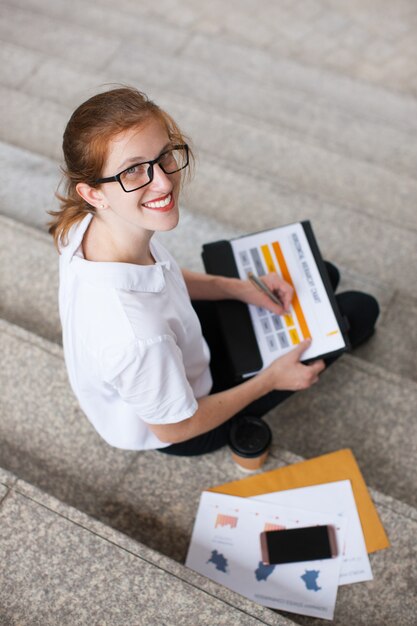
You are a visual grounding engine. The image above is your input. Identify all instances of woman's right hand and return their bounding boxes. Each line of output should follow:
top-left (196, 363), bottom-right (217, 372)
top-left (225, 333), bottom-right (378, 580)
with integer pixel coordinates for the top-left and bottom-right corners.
top-left (265, 340), bottom-right (326, 391)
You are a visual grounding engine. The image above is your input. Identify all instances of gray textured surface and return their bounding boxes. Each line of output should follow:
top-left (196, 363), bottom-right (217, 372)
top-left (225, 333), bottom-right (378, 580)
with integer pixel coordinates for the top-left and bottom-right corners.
top-left (0, 320), bottom-right (138, 517)
top-left (0, 487), bottom-right (292, 626)
top-left (95, 445), bottom-right (285, 562)
top-left (11, 475), bottom-right (293, 625)
top-left (353, 293), bottom-right (417, 383)
top-left (1, 0), bottom-right (417, 623)
top-left (0, 466), bottom-right (17, 488)
top-left (263, 356), bottom-right (417, 508)
top-left (0, 460), bottom-right (416, 626)
top-left (0, 4), bottom-right (120, 71)
top-left (0, 216), bottom-right (61, 343)
top-left (0, 483), bottom-right (8, 506)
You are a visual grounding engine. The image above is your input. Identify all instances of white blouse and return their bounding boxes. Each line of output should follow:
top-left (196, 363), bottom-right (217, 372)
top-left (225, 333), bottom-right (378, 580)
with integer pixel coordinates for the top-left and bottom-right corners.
top-left (59, 214), bottom-right (212, 450)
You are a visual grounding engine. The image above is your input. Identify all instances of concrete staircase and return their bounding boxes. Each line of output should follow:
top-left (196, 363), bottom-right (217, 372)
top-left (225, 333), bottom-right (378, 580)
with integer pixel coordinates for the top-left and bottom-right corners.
top-left (1, 1), bottom-right (416, 624)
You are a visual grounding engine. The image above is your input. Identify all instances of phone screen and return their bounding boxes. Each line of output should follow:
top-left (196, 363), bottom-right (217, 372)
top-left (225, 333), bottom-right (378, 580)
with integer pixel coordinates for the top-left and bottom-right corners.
top-left (260, 525), bottom-right (337, 565)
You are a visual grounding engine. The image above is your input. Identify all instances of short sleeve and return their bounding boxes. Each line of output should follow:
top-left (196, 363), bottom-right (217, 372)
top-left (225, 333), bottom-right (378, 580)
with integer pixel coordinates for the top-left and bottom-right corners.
top-left (101, 335), bottom-right (198, 425)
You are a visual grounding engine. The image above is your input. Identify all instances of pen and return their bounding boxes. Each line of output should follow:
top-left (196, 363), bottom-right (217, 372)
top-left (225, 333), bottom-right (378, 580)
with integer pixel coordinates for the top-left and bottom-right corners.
top-left (247, 271), bottom-right (284, 308)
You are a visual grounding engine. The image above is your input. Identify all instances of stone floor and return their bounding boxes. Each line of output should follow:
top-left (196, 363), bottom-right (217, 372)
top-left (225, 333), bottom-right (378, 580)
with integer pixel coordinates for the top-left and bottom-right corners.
top-left (0, 0), bottom-right (416, 624)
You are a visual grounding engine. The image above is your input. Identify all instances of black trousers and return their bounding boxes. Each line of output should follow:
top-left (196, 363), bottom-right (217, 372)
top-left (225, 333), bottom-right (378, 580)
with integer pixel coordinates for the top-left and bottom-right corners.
top-left (159, 263), bottom-right (379, 457)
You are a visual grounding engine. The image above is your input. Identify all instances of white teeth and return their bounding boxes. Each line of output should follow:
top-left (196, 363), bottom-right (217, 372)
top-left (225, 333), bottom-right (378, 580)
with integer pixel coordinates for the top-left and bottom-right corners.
top-left (144, 194), bottom-right (171, 209)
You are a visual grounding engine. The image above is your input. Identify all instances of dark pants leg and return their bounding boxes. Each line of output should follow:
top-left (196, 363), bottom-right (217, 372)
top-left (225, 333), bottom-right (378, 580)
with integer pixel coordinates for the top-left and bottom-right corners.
top-left (159, 262), bottom-right (379, 456)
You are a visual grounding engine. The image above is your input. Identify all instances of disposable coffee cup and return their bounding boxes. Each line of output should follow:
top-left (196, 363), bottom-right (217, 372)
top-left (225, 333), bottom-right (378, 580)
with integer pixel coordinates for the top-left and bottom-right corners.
top-left (228, 417), bottom-right (272, 472)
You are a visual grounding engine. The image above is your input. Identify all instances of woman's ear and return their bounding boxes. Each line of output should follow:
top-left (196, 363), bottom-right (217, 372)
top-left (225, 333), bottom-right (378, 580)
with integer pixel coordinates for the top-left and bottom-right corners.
top-left (76, 182), bottom-right (106, 210)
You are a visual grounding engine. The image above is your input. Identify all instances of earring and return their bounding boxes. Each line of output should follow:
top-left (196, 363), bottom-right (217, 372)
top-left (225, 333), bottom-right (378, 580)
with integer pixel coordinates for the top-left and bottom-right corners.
top-left (99, 204), bottom-right (105, 209)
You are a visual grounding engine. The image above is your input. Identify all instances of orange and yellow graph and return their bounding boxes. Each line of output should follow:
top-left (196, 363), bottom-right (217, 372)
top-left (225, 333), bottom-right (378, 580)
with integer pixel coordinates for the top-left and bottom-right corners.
top-left (260, 242), bottom-right (311, 343)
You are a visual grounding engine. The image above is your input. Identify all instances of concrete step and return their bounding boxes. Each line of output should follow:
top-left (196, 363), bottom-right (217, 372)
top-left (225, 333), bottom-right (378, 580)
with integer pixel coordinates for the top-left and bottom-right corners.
top-left (263, 353), bottom-right (417, 508)
top-left (1, 5), bottom-right (417, 215)
top-left (0, 140), bottom-right (59, 230)
top-left (107, 48), bottom-right (417, 179)
top-left (2, 13), bottom-right (417, 186)
top-left (0, 3), bottom-right (120, 72)
top-left (1, 2), bottom-right (415, 623)
top-left (4, 0), bottom-right (417, 134)
top-left (180, 33), bottom-right (417, 134)
top-left (1, 397), bottom-right (417, 625)
top-left (6, 0), bottom-right (417, 103)
top-left (0, 468), bottom-right (295, 626)
top-left (164, 1), bottom-right (417, 100)
top-left (0, 2), bottom-right (415, 621)
top-left (4, 0), bottom-right (190, 58)
top-left (1, 74), bottom-right (416, 239)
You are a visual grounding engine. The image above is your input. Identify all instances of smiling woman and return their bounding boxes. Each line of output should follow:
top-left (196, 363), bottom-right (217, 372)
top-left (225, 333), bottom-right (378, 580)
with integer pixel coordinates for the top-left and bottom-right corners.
top-left (73, 118), bottom-right (186, 264)
top-left (49, 86), bottom-right (379, 456)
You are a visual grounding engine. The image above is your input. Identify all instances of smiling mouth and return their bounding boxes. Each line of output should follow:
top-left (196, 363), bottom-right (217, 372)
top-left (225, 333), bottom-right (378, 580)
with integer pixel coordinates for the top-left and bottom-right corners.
top-left (142, 193), bottom-right (174, 211)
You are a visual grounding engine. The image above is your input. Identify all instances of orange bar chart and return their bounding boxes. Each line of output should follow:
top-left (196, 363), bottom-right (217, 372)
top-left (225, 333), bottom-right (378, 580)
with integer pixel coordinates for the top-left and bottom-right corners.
top-left (261, 242), bottom-right (311, 341)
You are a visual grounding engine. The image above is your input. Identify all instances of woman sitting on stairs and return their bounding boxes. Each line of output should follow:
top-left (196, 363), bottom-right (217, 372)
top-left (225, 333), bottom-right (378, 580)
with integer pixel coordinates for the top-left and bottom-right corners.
top-left (49, 86), bottom-right (379, 456)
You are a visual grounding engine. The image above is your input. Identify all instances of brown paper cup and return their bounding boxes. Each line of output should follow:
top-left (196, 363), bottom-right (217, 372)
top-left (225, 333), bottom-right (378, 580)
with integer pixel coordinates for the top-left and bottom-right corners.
top-left (229, 417), bottom-right (272, 473)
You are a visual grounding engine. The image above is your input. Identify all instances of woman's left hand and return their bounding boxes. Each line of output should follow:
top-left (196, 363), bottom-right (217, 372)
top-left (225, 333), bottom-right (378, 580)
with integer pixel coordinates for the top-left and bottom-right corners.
top-left (237, 273), bottom-right (293, 316)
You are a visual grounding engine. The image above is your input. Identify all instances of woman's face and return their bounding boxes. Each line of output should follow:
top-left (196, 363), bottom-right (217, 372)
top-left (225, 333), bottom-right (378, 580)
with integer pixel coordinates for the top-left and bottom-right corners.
top-left (98, 117), bottom-right (182, 234)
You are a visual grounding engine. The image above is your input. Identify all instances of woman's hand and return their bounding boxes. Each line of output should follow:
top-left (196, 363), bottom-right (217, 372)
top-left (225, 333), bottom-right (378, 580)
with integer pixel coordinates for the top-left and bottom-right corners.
top-left (148, 339), bottom-right (325, 445)
top-left (264, 340), bottom-right (326, 391)
top-left (237, 272), bottom-right (293, 316)
top-left (181, 269), bottom-right (292, 315)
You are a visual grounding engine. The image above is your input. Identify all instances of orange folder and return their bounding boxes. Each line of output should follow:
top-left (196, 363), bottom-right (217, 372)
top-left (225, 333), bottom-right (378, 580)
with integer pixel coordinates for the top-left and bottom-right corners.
top-left (209, 448), bottom-right (389, 554)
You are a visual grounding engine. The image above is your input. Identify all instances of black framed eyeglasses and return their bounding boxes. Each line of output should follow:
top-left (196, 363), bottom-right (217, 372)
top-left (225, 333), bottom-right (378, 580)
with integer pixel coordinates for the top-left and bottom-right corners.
top-left (95, 144), bottom-right (189, 192)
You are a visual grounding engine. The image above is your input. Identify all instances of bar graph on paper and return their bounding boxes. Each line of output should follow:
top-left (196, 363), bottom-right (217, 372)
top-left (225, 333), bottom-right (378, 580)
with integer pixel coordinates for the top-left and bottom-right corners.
top-left (230, 223), bottom-right (346, 370)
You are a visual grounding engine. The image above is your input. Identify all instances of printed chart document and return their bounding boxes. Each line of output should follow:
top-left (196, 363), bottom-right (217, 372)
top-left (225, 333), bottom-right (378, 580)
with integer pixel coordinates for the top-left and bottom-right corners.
top-left (202, 221), bottom-right (349, 379)
top-left (186, 491), bottom-right (347, 620)
top-left (230, 222), bottom-right (346, 368)
top-left (253, 480), bottom-right (373, 585)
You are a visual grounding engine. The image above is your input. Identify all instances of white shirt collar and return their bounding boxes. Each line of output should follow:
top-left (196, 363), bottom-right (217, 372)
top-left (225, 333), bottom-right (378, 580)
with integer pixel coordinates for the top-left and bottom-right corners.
top-left (66, 214), bottom-right (170, 293)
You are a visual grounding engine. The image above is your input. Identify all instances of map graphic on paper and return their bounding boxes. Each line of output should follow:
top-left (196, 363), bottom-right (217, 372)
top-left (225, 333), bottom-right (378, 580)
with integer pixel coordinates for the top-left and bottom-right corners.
top-left (186, 491), bottom-right (347, 620)
top-left (302, 570), bottom-right (322, 591)
top-left (230, 222), bottom-right (346, 368)
top-left (255, 564), bottom-right (323, 590)
top-left (207, 550), bottom-right (229, 573)
top-left (255, 562), bottom-right (276, 581)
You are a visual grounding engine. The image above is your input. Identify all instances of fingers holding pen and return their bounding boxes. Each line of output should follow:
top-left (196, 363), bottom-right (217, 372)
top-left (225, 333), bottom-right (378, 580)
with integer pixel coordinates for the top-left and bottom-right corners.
top-left (260, 272), bottom-right (293, 311)
top-left (246, 272), bottom-right (293, 315)
top-left (279, 285), bottom-right (293, 315)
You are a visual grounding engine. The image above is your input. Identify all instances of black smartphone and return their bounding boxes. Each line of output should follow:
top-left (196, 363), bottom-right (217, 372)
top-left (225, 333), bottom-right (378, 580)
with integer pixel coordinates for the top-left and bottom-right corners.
top-left (260, 525), bottom-right (338, 565)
